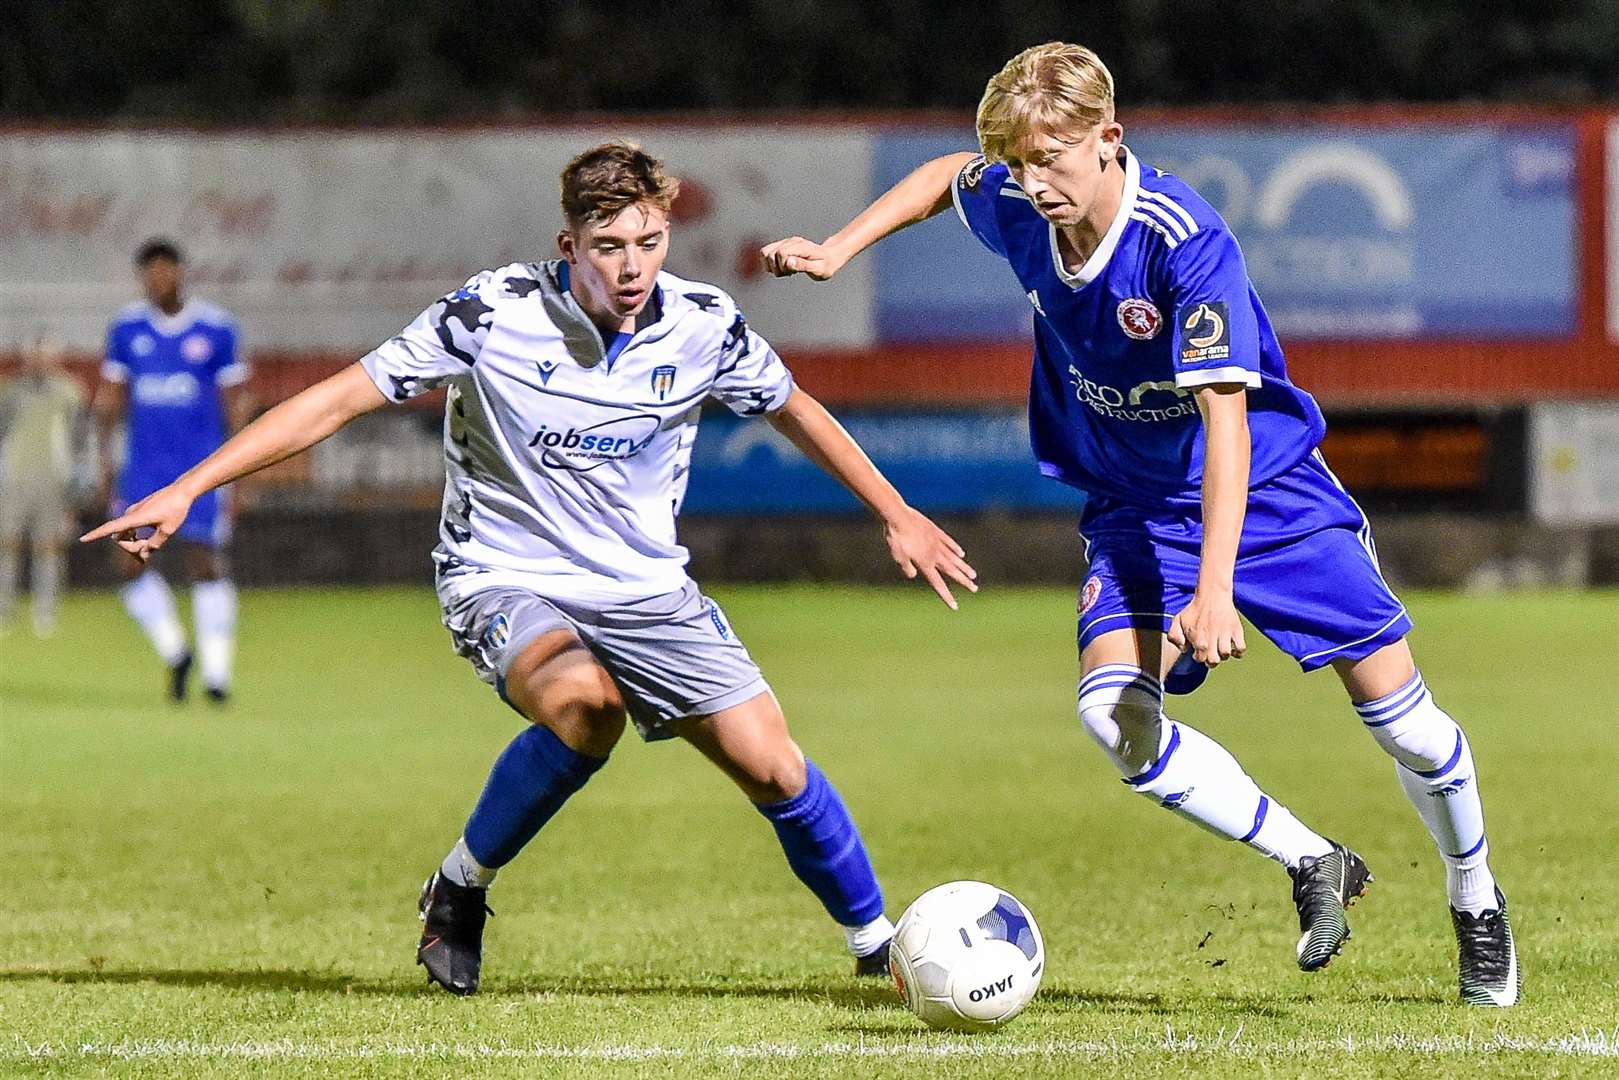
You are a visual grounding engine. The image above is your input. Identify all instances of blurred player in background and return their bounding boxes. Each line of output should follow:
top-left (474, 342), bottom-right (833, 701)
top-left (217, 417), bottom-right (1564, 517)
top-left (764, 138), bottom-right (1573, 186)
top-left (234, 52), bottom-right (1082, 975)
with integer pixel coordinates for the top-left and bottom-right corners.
top-left (86, 142), bottom-right (976, 994)
top-left (93, 239), bottom-right (252, 703)
top-left (765, 42), bottom-right (1517, 1006)
top-left (0, 331), bottom-right (85, 637)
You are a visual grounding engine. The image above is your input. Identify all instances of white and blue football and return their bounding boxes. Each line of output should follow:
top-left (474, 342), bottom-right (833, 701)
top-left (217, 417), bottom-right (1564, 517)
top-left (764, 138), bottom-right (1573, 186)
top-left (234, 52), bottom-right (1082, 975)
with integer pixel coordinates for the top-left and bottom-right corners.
top-left (887, 880), bottom-right (1045, 1032)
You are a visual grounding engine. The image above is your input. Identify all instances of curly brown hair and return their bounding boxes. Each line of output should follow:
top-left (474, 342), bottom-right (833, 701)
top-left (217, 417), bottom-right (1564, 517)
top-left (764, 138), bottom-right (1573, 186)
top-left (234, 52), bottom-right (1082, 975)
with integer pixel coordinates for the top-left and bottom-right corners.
top-left (559, 141), bottom-right (681, 229)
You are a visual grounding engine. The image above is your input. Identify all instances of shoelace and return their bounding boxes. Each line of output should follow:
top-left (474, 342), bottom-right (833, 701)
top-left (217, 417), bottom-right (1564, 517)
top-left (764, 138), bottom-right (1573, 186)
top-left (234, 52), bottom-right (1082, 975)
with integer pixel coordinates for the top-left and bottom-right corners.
top-left (1291, 858), bottom-right (1343, 926)
top-left (1455, 910), bottom-right (1510, 980)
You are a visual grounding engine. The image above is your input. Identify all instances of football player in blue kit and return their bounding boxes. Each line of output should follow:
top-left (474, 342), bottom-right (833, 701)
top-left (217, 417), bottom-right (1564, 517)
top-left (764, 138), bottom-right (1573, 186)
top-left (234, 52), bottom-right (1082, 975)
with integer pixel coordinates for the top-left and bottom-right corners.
top-left (764, 42), bottom-right (1517, 1006)
top-left (94, 239), bottom-right (252, 703)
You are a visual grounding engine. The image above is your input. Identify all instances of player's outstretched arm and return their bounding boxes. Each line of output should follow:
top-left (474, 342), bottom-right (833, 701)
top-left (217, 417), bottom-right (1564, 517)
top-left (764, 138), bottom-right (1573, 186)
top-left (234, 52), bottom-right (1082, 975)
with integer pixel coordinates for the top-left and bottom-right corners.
top-left (761, 152), bottom-right (977, 281)
top-left (767, 388), bottom-right (977, 609)
top-left (81, 362), bottom-right (387, 561)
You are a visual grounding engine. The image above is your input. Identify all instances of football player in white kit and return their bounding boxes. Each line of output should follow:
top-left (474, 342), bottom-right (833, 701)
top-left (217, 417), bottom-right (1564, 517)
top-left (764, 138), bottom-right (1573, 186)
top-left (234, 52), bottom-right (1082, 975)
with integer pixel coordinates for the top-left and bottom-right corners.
top-left (85, 142), bottom-right (977, 994)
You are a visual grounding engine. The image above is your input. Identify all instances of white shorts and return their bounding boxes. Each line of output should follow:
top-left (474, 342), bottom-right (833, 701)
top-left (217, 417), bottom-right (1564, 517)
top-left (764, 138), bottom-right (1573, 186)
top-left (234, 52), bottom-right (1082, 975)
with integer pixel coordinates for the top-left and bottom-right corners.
top-left (439, 579), bottom-right (770, 742)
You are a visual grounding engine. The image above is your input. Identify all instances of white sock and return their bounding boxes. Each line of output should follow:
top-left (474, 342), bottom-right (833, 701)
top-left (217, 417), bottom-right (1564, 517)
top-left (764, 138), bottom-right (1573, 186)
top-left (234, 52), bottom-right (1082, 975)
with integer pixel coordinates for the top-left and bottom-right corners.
top-left (1356, 671), bottom-right (1498, 914)
top-left (441, 836), bottom-right (498, 888)
top-left (845, 914), bottom-right (895, 957)
top-left (120, 570), bottom-right (187, 664)
top-left (32, 549), bottom-right (63, 636)
top-left (192, 579), bottom-right (238, 690)
top-left (1079, 666), bottom-right (1333, 869)
top-left (1133, 720), bottom-right (1333, 867)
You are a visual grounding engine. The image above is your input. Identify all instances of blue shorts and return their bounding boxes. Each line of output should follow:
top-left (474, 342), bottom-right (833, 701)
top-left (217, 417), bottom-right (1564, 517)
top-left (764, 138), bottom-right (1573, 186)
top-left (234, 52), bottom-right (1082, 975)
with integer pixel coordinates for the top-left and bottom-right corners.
top-left (116, 474), bottom-right (230, 548)
top-left (1077, 450), bottom-right (1411, 693)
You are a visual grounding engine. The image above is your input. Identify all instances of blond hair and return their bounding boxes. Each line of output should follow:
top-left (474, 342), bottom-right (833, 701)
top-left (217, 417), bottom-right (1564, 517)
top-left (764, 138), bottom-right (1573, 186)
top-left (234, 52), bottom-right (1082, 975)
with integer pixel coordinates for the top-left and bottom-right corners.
top-left (975, 42), bottom-right (1116, 163)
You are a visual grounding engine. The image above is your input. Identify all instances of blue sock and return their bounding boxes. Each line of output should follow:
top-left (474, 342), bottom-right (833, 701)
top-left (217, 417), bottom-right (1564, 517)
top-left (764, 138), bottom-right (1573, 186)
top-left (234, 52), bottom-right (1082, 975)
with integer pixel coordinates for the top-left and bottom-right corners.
top-left (756, 760), bottom-right (884, 926)
top-left (462, 724), bottom-right (607, 869)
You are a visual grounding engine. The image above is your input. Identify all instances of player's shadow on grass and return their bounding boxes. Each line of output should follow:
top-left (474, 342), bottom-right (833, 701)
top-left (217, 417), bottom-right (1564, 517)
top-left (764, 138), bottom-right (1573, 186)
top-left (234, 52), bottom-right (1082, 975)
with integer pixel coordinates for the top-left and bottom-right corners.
top-left (0, 968), bottom-right (898, 1007)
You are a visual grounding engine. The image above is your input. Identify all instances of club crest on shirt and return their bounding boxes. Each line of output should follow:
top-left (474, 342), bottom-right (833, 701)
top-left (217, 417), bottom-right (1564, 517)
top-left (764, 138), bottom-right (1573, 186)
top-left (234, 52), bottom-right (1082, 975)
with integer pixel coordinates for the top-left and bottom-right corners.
top-left (132, 334), bottom-right (155, 357)
top-left (181, 334), bottom-right (213, 364)
top-left (650, 364), bottom-right (677, 400)
top-left (1080, 575), bottom-right (1103, 614)
top-left (1116, 298), bottom-right (1162, 340)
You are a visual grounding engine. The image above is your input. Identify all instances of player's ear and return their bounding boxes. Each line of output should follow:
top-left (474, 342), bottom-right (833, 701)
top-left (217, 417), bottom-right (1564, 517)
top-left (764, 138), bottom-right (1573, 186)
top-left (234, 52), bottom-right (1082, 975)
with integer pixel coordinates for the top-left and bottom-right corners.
top-left (557, 228), bottom-right (576, 262)
top-left (1098, 122), bottom-right (1124, 166)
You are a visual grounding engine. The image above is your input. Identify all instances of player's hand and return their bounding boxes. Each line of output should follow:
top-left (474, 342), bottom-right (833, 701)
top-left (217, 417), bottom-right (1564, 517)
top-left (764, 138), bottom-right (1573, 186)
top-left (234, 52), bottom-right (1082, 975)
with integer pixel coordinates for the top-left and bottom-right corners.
top-left (760, 237), bottom-right (848, 281)
top-left (1167, 590), bottom-right (1246, 668)
top-left (79, 484), bottom-right (195, 563)
top-left (883, 505), bottom-right (978, 610)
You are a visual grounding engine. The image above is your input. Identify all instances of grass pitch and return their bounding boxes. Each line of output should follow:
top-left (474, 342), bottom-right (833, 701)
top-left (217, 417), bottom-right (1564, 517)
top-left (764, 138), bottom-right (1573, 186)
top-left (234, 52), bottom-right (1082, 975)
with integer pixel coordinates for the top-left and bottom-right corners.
top-left (2, 584), bottom-right (1616, 1078)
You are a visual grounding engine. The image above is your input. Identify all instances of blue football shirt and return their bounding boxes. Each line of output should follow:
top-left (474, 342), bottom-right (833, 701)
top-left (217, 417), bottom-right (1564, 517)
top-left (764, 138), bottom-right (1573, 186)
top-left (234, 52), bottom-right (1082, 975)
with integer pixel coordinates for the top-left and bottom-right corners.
top-left (953, 149), bottom-right (1325, 507)
top-left (103, 300), bottom-right (245, 492)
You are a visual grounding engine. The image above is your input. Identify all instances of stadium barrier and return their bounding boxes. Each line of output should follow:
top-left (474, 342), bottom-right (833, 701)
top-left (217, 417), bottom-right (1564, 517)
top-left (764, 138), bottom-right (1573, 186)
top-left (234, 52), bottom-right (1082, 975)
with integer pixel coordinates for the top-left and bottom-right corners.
top-left (3, 109), bottom-right (1618, 587)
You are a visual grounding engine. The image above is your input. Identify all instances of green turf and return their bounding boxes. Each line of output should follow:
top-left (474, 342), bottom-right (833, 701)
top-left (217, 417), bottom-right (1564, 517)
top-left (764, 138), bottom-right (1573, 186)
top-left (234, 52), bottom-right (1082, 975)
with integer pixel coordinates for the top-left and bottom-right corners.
top-left (2, 585), bottom-right (1616, 1078)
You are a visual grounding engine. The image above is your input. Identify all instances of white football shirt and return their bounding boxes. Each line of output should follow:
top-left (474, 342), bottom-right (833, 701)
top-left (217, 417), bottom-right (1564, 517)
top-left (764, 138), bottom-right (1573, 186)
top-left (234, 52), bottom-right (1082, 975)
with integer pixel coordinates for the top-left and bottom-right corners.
top-left (360, 260), bottom-right (794, 604)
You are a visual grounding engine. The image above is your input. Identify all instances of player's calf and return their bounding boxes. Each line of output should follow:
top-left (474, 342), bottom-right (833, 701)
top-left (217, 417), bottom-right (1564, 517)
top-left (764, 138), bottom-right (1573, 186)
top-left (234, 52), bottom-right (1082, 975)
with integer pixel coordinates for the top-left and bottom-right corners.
top-left (418, 639), bottom-right (619, 994)
top-left (1351, 667), bottom-right (1515, 1003)
top-left (682, 697), bottom-right (894, 973)
top-left (1078, 663), bottom-right (1377, 969)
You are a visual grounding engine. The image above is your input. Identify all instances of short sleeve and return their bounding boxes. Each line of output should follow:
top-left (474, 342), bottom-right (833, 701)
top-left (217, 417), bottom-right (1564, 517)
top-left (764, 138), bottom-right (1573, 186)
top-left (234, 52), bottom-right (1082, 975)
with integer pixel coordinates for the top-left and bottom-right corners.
top-left (709, 309), bottom-right (794, 417)
top-left (361, 271), bottom-right (497, 402)
top-left (1167, 229), bottom-right (1262, 390)
top-left (214, 322), bottom-right (250, 388)
top-left (952, 155), bottom-right (1010, 259)
top-left (101, 323), bottom-right (130, 383)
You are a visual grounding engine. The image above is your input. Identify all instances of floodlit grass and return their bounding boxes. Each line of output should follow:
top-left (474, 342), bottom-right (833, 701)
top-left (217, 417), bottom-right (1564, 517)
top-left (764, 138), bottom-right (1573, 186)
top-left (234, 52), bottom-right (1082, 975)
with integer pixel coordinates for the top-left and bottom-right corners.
top-left (2, 585), bottom-right (1615, 1078)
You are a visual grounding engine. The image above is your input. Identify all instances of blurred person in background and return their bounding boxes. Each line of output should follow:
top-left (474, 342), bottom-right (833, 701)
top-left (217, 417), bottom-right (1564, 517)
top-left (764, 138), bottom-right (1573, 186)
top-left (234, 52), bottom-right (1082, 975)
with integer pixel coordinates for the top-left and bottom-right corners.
top-left (93, 239), bottom-right (253, 703)
top-left (0, 331), bottom-right (84, 637)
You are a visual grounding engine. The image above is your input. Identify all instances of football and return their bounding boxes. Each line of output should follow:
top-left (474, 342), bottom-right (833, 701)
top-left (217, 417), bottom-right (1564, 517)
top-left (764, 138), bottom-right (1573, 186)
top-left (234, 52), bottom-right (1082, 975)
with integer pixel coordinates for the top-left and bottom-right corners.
top-left (887, 881), bottom-right (1045, 1032)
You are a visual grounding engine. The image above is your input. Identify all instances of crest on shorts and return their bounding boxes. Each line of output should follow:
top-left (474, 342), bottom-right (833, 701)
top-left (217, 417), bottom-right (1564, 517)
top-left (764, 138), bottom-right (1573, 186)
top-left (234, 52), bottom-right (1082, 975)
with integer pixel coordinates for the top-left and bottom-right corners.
top-left (483, 612), bottom-right (510, 650)
top-left (1116, 298), bottom-right (1162, 340)
top-left (1080, 575), bottom-right (1103, 615)
top-left (651, 364), bottom-right (677, 400)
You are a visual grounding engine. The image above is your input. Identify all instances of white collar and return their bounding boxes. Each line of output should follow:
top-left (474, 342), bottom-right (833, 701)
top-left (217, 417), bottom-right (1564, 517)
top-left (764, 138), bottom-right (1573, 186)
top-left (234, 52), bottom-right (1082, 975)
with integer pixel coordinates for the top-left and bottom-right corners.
top-left (1050, 147), bottom-right (1139, 289)
top-left (142, 300), bottom-right (200, 336)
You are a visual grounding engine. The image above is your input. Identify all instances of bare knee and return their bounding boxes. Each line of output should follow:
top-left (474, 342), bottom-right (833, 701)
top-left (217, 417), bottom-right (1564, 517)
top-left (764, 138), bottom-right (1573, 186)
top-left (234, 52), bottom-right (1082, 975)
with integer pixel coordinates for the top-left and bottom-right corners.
top-left (505, 638), bottom-right (626, 758)
top-left (739, 743), bottom-right (808, 805)
top-left (679, 694), bottom-right (807, 804)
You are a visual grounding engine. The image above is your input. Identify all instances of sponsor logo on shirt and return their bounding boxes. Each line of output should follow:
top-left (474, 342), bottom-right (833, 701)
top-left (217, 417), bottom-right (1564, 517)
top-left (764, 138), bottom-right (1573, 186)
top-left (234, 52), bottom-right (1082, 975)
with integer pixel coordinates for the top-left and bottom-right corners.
top-left (1116, 298), bottom-right (1162, 340)
top-left (960, 155), bottom-right (988, 191)
top-left (525, 414), bottom-right (660, 471)
top-left (132, 371), bottom-right (200, 407)
top-left (1178, 301), bottom-right (1231, 363)
top-left (1067, 366), bottom-right (1197, 422)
